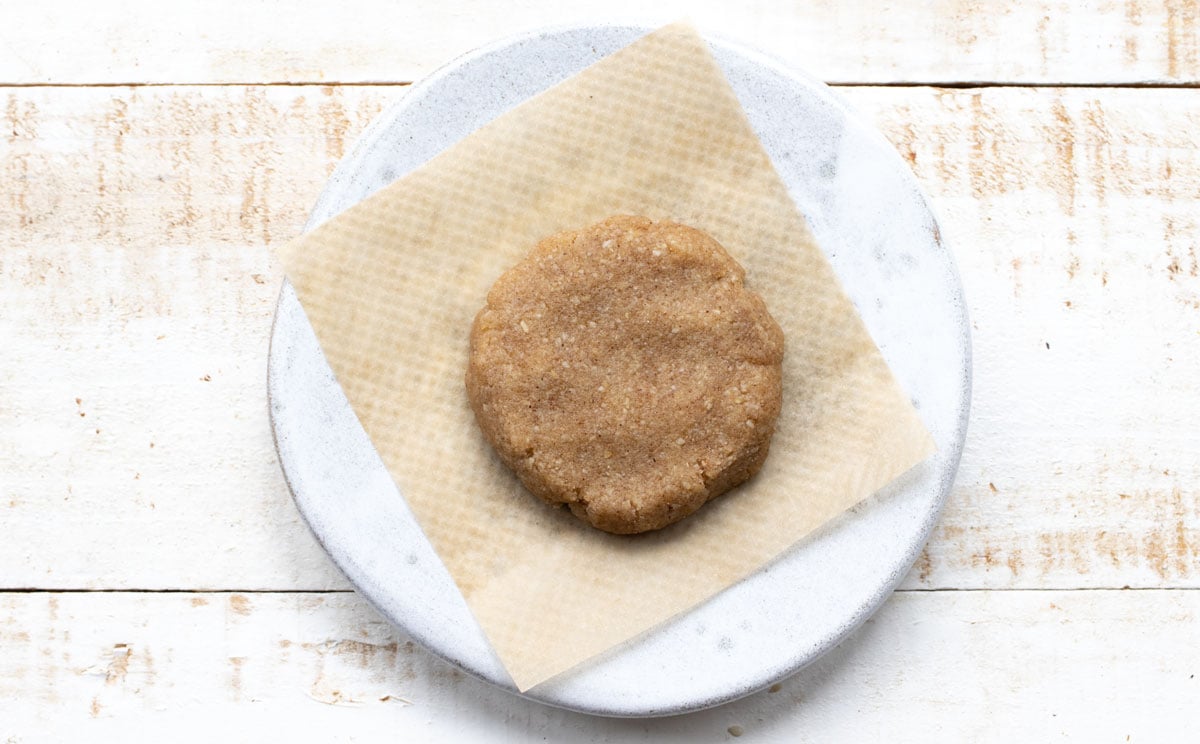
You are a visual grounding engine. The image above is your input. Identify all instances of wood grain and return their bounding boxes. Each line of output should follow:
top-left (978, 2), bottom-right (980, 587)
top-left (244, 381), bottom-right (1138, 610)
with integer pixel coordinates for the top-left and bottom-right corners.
top-left (1, 1), bottom-right (1198, 86)
top-left (1, 84), bottom-right (1197, 590)
top-left (841, 87), bottom-right (1200, 589)
top-left (1, 589), bottom-right (1195, 739)
top-left (0, 86), bottom-right (387, 590)
top-left (0, 86), bottom-right (388, 248)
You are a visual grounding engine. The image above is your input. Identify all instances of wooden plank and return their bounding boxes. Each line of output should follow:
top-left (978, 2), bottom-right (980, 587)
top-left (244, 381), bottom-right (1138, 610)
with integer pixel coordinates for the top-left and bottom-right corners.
top-left (0, 86), bottom-right (389, 249)
top-left (1, 85), bottom-right (1197, 590)
top-left (836, 87), bottom-right (1200, 589)
top-left (0, 86), bottom-right (388, 590)
top-left (0, 589), bottom-right (1196, 739)
top-left (0, 242), bottom-right (349, 591)
top-left (0, 1), bottom-right (1198, 86)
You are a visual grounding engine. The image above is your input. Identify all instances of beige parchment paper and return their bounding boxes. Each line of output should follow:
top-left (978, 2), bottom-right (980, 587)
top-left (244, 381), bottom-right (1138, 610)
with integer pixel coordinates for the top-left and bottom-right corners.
top-left (276, 23), bottom-right (935, 691)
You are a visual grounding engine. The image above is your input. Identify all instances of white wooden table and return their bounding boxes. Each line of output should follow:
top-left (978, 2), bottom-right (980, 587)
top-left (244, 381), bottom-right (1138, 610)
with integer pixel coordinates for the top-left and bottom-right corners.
top-left (2, 2), bottom-right (1198, 740)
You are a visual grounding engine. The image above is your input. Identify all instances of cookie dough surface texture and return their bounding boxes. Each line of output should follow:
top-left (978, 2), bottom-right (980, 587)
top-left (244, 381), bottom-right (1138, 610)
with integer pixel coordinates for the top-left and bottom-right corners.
top-left (466, 216), bottom-right (785, 534)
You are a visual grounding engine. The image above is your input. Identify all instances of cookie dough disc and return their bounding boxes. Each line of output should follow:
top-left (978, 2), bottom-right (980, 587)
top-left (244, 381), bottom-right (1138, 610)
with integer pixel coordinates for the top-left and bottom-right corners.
top-left (466, 216), bottom-right (784, 534)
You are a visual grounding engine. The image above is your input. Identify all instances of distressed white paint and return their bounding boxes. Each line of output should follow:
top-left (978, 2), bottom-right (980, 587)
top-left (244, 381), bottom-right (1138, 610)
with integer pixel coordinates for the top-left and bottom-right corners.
top-left (0, 244), bottom-right (346, 590)
top-left (0, 590), bottom-right (1196, 740)
top-left (0, 1), bottom-right (1197, 85)
top-left (0, 86), bottom-right (390, 249)
top-left (839, 87), bottom-right (1200, 589)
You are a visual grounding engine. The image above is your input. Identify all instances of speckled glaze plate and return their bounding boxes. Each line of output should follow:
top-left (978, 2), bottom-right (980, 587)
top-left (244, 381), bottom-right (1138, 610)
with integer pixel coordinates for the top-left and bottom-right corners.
top-left (268, 25), bottom-right (971, 717)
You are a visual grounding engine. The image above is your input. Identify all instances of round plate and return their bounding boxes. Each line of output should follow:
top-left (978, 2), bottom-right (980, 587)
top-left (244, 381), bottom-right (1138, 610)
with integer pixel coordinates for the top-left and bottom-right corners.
top-left (269, 25), bottom-right (971, 717)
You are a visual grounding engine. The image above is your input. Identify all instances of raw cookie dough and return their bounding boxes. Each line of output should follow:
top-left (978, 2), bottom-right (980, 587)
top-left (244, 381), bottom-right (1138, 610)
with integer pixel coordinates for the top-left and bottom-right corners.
top-left (466, 216), bottom-right (784, 534)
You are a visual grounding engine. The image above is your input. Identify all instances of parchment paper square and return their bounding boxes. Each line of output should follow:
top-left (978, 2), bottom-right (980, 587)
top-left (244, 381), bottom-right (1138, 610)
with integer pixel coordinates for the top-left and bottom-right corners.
top-left (276, 23), bottom-right (934, 691)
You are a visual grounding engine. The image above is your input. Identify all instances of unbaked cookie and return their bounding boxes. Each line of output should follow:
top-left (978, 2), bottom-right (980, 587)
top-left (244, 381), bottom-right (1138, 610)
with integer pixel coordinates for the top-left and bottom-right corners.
top-left (466, 216), bottom-right (784, 534)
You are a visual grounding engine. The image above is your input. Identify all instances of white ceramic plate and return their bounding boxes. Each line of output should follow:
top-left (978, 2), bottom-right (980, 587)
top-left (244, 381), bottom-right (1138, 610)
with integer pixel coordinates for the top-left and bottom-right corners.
top-left (268, 25), bottom-right (971, 717)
